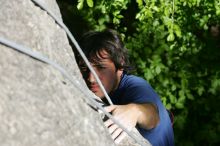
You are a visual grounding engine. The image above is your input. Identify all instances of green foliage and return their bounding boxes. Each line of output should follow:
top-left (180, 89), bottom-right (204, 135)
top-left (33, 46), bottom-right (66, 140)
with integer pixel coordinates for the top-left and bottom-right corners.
top-left (75, 0), bottom-right (131, 31)
top-left (77, 0), bottom-right (93, 9)
top-left (58, 0), bottom-right (220, 145)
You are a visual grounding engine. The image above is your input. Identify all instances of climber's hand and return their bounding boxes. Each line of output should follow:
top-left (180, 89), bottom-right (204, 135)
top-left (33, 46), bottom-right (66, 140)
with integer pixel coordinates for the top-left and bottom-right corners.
top-left (104, 104), bottom-right (139, 144)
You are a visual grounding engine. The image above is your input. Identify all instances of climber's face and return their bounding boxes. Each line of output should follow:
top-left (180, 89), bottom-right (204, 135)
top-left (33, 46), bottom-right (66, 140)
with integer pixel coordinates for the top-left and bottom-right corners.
top-left (79, 50), bottom-right (123, 99)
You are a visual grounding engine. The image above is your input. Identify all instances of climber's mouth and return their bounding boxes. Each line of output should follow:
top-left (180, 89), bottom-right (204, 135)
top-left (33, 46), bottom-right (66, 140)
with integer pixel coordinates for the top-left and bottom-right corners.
top-left (89, 84), bottom-right (99, 93)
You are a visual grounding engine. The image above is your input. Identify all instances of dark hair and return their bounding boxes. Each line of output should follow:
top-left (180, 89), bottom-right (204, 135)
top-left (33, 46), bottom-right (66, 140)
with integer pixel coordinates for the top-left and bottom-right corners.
top-left (75, 29), bottom-right (131, 71)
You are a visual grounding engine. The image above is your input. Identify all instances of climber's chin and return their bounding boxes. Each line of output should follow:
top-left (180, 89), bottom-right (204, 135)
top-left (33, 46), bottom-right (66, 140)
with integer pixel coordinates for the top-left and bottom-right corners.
top-left (89, 85), bottom-right (104, 99)
top-left (92, 90), bottom-right (105, 99)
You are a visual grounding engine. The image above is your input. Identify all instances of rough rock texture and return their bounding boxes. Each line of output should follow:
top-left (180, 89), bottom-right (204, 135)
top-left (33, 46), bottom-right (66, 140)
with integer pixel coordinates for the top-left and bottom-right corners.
top-left (0, 0), bottom-right (151, 146)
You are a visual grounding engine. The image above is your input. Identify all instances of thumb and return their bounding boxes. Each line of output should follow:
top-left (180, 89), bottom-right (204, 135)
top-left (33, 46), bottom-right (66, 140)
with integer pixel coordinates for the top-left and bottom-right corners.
top-left (104, 105), bottom-right (116, 113)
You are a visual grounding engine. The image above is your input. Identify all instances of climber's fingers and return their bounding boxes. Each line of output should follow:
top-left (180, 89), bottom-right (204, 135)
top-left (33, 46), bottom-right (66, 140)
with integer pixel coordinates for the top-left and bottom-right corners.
top-left (111, 127), bottom-right (123, 140)
top-left (114, 131), bottom-right (127, 144)
top-left (104, 118), bottom-right (114, 127)
top-left (109, 123), bottom-right (119, 134)
top-left (104, 118), bottom-right (126, 144)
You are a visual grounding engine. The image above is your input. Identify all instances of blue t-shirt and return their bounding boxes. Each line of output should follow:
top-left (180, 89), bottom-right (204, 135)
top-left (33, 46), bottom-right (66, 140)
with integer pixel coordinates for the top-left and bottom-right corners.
top-left (110, 73), bottom-right (174, 146)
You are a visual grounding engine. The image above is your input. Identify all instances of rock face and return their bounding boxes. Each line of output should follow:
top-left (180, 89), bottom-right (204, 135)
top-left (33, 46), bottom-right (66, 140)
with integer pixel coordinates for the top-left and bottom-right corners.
top-left (0, 0), bottom-right (150, 146)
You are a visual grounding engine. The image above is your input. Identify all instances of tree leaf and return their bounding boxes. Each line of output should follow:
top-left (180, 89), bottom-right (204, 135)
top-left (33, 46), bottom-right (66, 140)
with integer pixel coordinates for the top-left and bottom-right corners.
top-left (136, 0), bottom-right (143, 7)
top-left (77, 0), bottom-right (84, 10)
top-left (167, 33), bottom-right (175, 41)
top-left (86, 0), bottom-right (94, 7)
top-left (155, 66), bottom-right (161, 74)
top-left (175, 102), bottom-right (184, 109)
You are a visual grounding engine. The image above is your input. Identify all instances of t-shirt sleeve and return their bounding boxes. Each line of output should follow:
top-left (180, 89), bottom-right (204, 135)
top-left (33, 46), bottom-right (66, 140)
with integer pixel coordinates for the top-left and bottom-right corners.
top-left (122, 77), bottom-right (160, 105)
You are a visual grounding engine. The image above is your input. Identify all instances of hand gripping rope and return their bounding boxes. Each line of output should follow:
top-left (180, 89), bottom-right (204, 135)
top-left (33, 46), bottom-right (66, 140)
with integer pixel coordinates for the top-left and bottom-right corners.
top-left (0, 0), bottom-right (148, 145)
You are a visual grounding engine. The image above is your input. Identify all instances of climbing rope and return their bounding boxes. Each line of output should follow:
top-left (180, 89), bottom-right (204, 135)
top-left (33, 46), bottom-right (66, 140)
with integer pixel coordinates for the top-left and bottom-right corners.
top-left (0, 0), bottom-right (148, 145)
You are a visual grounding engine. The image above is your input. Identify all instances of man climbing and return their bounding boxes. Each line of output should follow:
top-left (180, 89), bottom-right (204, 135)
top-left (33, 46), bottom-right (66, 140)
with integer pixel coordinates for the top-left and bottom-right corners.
top-left (75, 29), bottom-right (174, 146)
